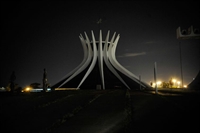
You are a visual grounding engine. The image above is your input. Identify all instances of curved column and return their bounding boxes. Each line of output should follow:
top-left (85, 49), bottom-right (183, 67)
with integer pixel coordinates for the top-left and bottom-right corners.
top-left (112, 35), bottom-right (138, 79)
top-left (108, 34), bottom-right (145, 87)
top-left (98, 30), bottom-right (105, 90)
top-left (54, 34), bottom-right (88, 86)
top-left (77, 30), bottom-right (98, 88)
top-left (110, 35), bottom-right (146, 87)
top-left (104, 31), bottom-right (131, 89)
top-left (58, 32), bottom-right (93, 87)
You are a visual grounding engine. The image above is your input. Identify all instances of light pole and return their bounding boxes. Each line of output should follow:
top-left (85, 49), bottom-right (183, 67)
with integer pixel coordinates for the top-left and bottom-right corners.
top-left (179, 42), bottom-right (183, 88)
top-left (176, 25), bottom-right (200, 88)
top-left (154, 62), bottom-right (158, 94)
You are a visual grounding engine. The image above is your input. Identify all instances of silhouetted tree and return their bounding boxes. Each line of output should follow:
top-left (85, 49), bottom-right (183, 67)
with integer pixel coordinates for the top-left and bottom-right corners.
top-left (162, 82), bottom-right (169, 88)
top-left (169, 78), bottom-right (173, 88)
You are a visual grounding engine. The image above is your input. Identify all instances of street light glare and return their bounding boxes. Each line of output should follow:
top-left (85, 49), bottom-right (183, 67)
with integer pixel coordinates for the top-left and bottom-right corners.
top-left (25, 87), bottom-right (30, 92)
top-left (156, 81), bottom-right (162, 85)
top-left (183, 85), bottom-right (187, 88)
top-left (172, 79), bottom-right (177, 83)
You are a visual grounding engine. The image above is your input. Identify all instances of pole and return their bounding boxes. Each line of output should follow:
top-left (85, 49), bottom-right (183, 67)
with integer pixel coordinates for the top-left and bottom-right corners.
top-left (179, 42), bottom-right (183, 88)
top-left (154, 62), bottom-right (158, 94)
top-left (43, 68), bottom-right (47, 92)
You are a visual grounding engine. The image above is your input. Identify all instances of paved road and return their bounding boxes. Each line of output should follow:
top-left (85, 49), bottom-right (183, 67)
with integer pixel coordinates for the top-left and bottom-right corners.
top-left (50, 89), bottom-right (128, 133)
top-left (1, 89), bottom-right (199, 133)
top-left (1, 91), bottom-right (106, 133)
top-left (124, 90), bottom-right (200, 132)
top-left (0, 90), bottom-right (129, 133)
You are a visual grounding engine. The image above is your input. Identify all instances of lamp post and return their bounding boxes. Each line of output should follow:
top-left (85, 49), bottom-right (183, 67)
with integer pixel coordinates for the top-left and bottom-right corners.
top-left (179, 42), bottom-right (183, 88)
top-left (154, 62), bottom-right (158, 94)
top-left (176, 25), bottom-right (200, 88)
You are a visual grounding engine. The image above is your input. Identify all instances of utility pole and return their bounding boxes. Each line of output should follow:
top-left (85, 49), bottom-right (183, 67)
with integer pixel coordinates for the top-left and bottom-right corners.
top-left (179, 42), bottom-right (183, 88)
top-left (43, 68), bottom-right (47, 92)
top-left (154, 62), bottom-right (158, 94)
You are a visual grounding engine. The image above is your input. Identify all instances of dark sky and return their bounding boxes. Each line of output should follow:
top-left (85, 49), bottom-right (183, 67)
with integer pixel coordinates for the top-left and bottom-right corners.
top-left (1, 1), bottom-right (200, 88)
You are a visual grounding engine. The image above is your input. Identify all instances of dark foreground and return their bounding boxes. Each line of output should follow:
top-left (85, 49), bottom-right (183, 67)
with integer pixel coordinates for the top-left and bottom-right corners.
top-left (0, 89), bottom-right (199, 133)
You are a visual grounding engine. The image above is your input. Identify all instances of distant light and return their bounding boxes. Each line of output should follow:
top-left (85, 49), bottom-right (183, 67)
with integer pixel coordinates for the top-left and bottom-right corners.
top-left (172, 79), bottom-right (177, 83)
top-left (25, 87), bottom-right (30, 91)
top-left (151, 81), bottom-right (162, 88)
top-left (152, 83), bottom-right (155, 87)
top-left (177, 81), bottom-right (181, 88)
top-left (156, 81), bottom-right (162, 85)
top-left (29, 88), bottom-right (51, 92)
top-left (183, 85), bottom-right (187, 88)
top-left (21, 87), bottom-right (32, 92)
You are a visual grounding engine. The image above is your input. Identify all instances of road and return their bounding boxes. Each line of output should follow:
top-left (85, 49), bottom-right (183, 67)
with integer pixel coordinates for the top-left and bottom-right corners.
top-left (124, 89), bottom-right (200, 132)
top-left (0, 89), bottom-right (199, 133)
top-left (50, 89), bottom-right (127, 133)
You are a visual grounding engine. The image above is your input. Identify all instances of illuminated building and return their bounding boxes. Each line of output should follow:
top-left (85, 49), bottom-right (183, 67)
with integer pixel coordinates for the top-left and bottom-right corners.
top-left (52, 30), bottom-right (151, 90)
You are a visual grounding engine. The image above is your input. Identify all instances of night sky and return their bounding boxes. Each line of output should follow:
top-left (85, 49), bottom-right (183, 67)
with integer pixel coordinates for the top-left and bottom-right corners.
top-left (1, 1), bottom-right (200, 88)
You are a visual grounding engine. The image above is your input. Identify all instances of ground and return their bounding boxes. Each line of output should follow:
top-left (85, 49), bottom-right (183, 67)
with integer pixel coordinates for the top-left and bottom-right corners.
top-left (0, 89), bottom-right (199, 133)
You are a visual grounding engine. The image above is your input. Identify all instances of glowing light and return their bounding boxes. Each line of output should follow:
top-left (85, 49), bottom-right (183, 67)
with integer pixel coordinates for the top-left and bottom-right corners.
top-left (22, 88), bottom-right (51, 92)
top-left (177, 81), bottom-right (181, 88)
top-left (25, 87), bottom-right (30, 91)
top-left (152, 83), bottom-right (156, 88)
top-left (156, 81), bottom-right (162, 85)
top-left (151, 81), bottom-right (162, 88)
top-left (172, 79), bottom-right (177, 83)
top-left (22, 87), bottom-right (32, 92)
top-left (183, 85), bottom-right (187, 88)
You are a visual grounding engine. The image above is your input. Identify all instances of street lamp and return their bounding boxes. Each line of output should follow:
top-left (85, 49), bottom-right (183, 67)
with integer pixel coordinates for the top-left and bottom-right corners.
top-left (176, 25), bottom-right (200, 88)
top-left (179, 41), bottom-right (183, 88)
